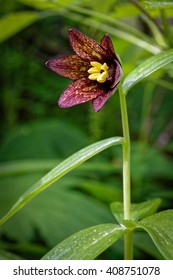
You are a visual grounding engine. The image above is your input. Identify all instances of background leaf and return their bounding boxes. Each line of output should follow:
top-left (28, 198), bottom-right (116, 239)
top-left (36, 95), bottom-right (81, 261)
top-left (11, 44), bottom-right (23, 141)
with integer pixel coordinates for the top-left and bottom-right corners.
top-left (0, 186), bottom-right (114, 247)
top-left (0, 12), bottom-right (40, 43)
top-left (0, 135), bottom-right (123, 225)
top-left (0, 250), bottom-right (22, 260)
top-left (18, 0), bottom-right (161, 54)
top-left (0, 119), bottom-right (89, 161)
top-left (0, 120), bottom-right (120, 259)
top-left (1, 0), bottom-right (173, 260)
top-left (145, 1), bottom-right (173, 9)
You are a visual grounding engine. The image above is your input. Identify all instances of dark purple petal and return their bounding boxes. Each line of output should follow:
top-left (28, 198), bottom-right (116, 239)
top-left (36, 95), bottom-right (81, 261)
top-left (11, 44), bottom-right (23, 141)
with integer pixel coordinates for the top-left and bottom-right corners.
top-left (100, 34), bottom-right (121, 65)
top-left (58, 77), bottom-right (106, 108)
top-left (46, 55), bottom-right (90, 80)
top-left (92, 85), bottom-right (119, 112)
top-left (68, 29), bottom-right (108, 62)
top-left (110, 61), bottom-right (122, 89)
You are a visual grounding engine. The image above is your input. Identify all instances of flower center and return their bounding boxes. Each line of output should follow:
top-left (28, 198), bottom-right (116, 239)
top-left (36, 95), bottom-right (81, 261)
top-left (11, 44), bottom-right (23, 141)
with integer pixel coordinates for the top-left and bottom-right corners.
top-left (88, 61), bottom-right (109, 83)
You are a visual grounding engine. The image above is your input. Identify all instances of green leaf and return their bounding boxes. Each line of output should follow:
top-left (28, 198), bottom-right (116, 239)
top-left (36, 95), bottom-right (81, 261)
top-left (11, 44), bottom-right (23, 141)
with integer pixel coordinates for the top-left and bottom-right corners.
top-left (122, 49), bottom-right (173, 94)
top-left (134, 232), bottom-right (164, 260)
top-left (18, 0), bottom-right (74, 10)
top-left (0, 12), bottom-right (40, 43)
top-left (79, 180), bottom-right (122, 203)
top-left (0, 250), bottom-right (22, 260)
top-left (0, 119), bottom-right (89, 161)
top-left (137, 210), bottom-right (173, 260)
top-left (42, 224), bottom-right (124, 260)
top-left (0, 159), bottom-right (60, 177)
top-left (0, 137), bottom-right (123, 226)
top-left (111, 199), bottom-right (161, 224)
top-left (19, 0), bottom-right (161, 54)
top-left (145, 1), bottom-right (173, 9)
top-left (0, 185), bottom-right (114, 247)
top-left (18, 0), bottom-right (58, 9)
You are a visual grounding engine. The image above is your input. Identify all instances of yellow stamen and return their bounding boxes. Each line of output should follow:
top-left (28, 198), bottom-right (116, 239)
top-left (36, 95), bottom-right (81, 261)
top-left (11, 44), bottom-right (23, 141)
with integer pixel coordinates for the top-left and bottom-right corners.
top-left (88, 61), bottom-right (109, 83)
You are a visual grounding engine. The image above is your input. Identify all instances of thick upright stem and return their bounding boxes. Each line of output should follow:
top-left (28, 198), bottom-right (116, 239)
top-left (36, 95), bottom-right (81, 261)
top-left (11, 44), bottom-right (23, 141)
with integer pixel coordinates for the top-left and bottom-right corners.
top-left (119, 84), bottom-right (131, 220)
top-left (118, 83), bottom-right (133, 260)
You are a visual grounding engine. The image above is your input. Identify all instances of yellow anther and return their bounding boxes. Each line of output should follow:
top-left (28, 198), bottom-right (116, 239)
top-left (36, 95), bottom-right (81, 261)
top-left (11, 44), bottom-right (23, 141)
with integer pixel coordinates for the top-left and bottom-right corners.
top-left (101, 63), bottom-right (109, 71)
top-left (90, 61), bottom-right (102, 68)
top-left (97, 71), bottom-right (109, 83)
top-left (88, 68), bottom-right (99, 74)
top-left (88, 61), bottom-right (109, 83)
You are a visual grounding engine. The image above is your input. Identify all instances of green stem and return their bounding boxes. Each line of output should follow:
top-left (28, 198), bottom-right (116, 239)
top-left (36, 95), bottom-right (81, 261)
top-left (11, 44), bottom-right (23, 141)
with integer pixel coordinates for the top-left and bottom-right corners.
top-left (124, 231), bottom-right (133, 260)
top-left (119, 84), bottom-right (131, 220)
top-left (118, 83), bottom-right (133, 260)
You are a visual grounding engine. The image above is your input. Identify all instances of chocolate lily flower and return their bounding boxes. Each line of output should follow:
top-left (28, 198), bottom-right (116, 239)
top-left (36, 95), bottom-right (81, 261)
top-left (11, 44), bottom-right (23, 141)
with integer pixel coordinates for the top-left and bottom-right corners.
top-left (46, 28), bottom-right (122, 112)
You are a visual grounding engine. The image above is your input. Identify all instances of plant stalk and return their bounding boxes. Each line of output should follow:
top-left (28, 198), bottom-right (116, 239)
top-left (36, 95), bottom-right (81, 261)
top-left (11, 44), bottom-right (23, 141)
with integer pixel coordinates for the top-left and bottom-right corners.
top-left (118, 83), bottom-right (133, 260)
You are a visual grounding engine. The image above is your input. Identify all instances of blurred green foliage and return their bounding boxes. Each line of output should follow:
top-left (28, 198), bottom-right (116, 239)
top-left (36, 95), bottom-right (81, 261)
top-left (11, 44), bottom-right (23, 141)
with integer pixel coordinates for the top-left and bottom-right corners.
top-left (0, 0), bottom-right (173, 259)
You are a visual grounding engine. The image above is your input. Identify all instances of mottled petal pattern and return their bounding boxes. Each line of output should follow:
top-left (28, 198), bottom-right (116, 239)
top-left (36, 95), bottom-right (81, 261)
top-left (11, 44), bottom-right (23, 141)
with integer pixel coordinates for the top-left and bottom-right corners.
top-left (100, 34), bottom-right (121, 65)
top-left (69, 29), bottom-right (108, 62)
top-left (46, 28), bottom-right (122, 111)
top-left (110, 60), bottom-right (122, 89)
top-left (58, 78), bottom-right (106, 108)
top-left (46, 55), bottom-right (89, 80)
top-left (92, 89), bottom-right (115, 112)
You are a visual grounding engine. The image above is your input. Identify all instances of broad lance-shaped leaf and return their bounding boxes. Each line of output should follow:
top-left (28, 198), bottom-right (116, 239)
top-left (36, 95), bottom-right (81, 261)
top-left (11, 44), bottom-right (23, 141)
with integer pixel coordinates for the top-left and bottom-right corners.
top-left (111, 198), bottom-right (161, 224)
top-left (137, 210), bottom-right (173, 260)
top-left (0, 12), bottom-right (40, 43)
top-left (42, 224), bottom-right (124, 260)
top-left (122, 48), bottom-right (173, 94)
top-left (0, 137), bottom-right (123, 226)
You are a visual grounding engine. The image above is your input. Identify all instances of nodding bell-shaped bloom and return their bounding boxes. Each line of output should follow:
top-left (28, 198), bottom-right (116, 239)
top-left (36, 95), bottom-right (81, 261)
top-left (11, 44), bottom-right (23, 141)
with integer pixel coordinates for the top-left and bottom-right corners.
top-left (46, 28), bottom-right (122, 112)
